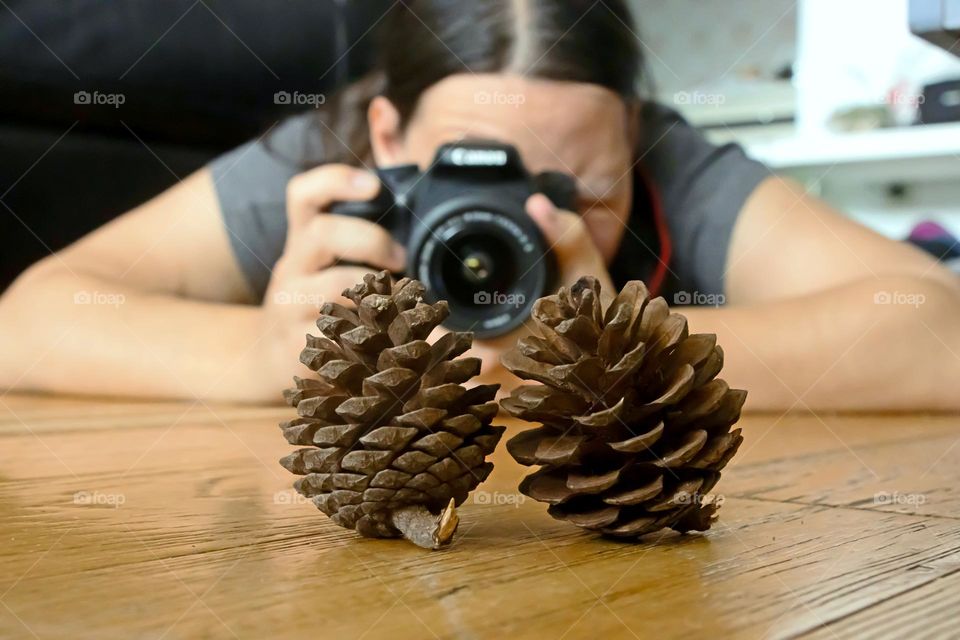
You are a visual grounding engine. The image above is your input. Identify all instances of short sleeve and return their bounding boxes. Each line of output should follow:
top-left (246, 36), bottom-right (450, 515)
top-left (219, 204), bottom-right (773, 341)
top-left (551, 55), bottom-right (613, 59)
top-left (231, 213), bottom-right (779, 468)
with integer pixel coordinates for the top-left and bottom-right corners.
top-left (639, 103), bottom-right (770, 297)
top-left (209, 113), bottom-right (318, 300)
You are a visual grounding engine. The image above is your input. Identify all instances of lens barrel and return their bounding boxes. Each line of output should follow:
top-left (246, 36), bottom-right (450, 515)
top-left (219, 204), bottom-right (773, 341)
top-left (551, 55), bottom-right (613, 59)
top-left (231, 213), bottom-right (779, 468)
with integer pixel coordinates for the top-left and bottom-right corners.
top-left (409, 197), bottom-right (554, 338)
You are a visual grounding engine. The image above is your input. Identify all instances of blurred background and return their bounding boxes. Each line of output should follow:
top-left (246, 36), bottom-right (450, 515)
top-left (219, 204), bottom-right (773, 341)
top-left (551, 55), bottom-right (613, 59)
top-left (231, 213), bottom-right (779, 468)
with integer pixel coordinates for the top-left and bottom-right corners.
top-left (638, 0), bottom-right (960, 269)
top-left (2, 0), bottom-right (960, 291)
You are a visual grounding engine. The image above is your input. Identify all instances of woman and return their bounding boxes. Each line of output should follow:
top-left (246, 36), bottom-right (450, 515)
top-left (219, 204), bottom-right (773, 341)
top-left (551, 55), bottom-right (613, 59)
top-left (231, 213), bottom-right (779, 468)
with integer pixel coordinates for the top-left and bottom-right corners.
top-left (1, 0), bottom-right (958, 410)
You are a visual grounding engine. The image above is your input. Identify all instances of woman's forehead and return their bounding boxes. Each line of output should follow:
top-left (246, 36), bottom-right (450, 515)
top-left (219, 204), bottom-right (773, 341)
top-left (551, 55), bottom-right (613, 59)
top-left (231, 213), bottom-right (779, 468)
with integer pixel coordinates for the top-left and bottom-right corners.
top-left (408, 73), bottom-right (632, 183)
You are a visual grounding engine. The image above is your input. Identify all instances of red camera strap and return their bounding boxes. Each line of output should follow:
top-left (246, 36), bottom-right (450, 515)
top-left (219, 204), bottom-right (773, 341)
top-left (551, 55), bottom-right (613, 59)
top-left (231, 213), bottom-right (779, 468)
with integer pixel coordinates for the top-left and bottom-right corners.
top-left (636, 166), bottom-right (672, 298)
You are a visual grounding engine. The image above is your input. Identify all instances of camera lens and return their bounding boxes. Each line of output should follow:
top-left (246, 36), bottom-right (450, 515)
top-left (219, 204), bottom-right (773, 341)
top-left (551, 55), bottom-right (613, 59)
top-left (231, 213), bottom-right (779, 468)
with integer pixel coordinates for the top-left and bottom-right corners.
top-left (412, 204), bottom-right (554, 338)
top-left (441, 235), bottom-right (517, 309)
top-left (461, 251), bottom-right (493, 285)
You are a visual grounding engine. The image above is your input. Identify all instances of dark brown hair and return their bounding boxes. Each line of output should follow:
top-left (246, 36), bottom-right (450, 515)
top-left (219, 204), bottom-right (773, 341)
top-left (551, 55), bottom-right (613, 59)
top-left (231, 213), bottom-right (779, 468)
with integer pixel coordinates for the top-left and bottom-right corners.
top-left (295, 0), bottom-right (645, 167)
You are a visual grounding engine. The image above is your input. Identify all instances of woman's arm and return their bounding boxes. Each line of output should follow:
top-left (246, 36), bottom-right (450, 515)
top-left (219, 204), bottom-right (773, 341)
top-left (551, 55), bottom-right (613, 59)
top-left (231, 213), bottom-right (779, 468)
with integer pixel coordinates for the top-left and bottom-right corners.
top-left (0, 164), bottom-right (406, 403)
top-left (480, 186), bottom-right (960, 412)
top-left (684, 275), bottom-right (960, 411)
top-left (0, 170), bottom-right (272, 401)
top-left (686, 175), bottom-right (960, 411)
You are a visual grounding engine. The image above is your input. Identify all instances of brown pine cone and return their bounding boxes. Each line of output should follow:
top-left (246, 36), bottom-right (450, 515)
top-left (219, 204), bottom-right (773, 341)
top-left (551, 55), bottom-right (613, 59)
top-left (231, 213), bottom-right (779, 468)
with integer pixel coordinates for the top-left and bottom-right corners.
top-left (279, 271), bottom-right (505, 549)
top-left (500, 277), bottom-right (746, 539)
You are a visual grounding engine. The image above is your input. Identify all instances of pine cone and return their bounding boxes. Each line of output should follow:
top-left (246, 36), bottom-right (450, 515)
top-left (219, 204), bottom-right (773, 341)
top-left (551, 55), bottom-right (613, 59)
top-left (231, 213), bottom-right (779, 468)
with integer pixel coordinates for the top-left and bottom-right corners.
top-left (279, 271), bottom-right (505, 549)
top-left (500, 277), bottom-right (746, 539)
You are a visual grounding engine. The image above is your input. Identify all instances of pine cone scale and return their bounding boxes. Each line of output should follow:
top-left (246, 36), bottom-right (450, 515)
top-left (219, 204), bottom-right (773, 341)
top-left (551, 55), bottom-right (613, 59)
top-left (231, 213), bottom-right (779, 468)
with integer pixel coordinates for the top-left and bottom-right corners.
top-left (602, 475), bottom-right (664, 505)
top-left (608, 422), bottom-right (664, 452)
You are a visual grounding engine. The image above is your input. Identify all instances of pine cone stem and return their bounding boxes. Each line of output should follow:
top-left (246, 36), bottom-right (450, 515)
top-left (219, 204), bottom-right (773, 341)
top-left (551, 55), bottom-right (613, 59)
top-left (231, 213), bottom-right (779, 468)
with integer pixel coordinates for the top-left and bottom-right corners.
top-left (389, 498), bottom-right (460, 549)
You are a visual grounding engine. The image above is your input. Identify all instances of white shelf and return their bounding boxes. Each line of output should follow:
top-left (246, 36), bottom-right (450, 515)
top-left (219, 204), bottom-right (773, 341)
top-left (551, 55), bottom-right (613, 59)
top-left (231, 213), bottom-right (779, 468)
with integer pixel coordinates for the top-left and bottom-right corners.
top-left (670, 80), bottom-right (797, 128)
top-left (745, 123), bottom-right (960, 168)
top-left (724, 123), bottom-right (960, 184)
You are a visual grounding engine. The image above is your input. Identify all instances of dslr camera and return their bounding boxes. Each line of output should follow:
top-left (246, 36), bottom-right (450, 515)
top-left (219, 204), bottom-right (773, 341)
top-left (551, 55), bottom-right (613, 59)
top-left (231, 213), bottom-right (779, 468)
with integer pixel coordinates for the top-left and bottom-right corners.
top-left (331, 141), bottom-right (576, 337)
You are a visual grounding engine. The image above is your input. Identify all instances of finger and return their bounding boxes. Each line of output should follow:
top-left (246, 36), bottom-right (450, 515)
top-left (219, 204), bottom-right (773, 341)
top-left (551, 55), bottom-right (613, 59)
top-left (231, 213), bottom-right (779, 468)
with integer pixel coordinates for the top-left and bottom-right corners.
top-left (527, 194), bottom-right (595, 271)
top-left (281, 215), bottom-right (406, 275)
top-left (526, 194), bottom-right (615, 294)
top-left (313, 266), bottom-right (388, 306)
top-left (283, 266), bottom-right (376, 312)
top-left (286, 164), bottom-right (380, 232)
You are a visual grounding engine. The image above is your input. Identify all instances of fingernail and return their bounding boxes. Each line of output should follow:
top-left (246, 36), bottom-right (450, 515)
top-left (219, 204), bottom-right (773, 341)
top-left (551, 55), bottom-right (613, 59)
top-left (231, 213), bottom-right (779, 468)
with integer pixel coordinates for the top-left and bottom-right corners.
top-left (528, 194), bottom-right (557, 227)
top-left (534, 193), bottom-right (555, 214)
top-left (353, 171), bottom-right (379, 190)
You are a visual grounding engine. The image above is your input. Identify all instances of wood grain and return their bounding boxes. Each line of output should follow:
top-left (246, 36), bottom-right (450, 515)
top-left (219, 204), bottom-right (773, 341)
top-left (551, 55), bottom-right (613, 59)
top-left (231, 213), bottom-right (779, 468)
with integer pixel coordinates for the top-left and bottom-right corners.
top-left (1, 393), bottom-right (958, 639)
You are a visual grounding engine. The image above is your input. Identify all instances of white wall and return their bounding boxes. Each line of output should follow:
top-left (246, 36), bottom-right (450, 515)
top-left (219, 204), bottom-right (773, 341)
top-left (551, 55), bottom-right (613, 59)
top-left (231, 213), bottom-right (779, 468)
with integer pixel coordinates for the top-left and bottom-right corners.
top-left (632, 0), bottom-right (960, 243)
top-left (628, 0), bottom-right (797, 96)
top-left (796, 0), bottom-right (960, 133)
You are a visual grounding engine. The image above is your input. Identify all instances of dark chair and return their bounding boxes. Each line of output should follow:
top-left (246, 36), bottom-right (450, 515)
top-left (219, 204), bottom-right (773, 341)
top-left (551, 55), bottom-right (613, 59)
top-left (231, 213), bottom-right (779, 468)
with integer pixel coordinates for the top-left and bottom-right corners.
top-left (0, 0), bottom-right (390, 289)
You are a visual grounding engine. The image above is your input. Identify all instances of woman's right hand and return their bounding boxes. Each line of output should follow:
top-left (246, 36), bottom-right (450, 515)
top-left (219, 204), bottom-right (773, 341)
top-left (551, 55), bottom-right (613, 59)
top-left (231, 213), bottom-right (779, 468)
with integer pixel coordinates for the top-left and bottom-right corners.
top-left (255, 164), bottom-right (407, 395)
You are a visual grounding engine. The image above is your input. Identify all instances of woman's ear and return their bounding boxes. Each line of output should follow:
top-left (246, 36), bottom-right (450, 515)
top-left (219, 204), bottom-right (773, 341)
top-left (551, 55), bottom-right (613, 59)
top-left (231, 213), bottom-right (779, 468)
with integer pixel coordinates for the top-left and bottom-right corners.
top-left (368, 96), bottom-right (405, 166)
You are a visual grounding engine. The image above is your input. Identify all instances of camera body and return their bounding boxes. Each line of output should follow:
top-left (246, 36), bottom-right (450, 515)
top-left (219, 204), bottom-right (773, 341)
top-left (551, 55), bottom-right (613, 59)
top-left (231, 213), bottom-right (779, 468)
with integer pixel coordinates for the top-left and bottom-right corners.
top-left (331, 141), bottom-right (576, 337)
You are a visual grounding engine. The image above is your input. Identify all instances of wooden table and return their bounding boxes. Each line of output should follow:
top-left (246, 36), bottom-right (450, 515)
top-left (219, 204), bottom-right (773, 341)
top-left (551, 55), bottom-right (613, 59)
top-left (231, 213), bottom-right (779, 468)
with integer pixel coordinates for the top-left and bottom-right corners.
top-left (1, 393), bottom-right (958, 639)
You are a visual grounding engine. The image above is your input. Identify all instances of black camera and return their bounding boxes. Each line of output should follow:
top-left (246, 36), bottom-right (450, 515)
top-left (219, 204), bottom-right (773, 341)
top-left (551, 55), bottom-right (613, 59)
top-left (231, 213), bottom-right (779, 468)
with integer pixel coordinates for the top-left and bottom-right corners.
top-left (331, 142), bottom-right (576, 338)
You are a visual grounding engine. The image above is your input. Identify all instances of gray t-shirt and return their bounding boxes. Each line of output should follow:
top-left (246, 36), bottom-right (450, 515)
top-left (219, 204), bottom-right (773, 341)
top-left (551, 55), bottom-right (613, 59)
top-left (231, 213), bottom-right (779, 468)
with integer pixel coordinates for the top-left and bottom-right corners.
top-left (210, 104), bottom-right (769, 302)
